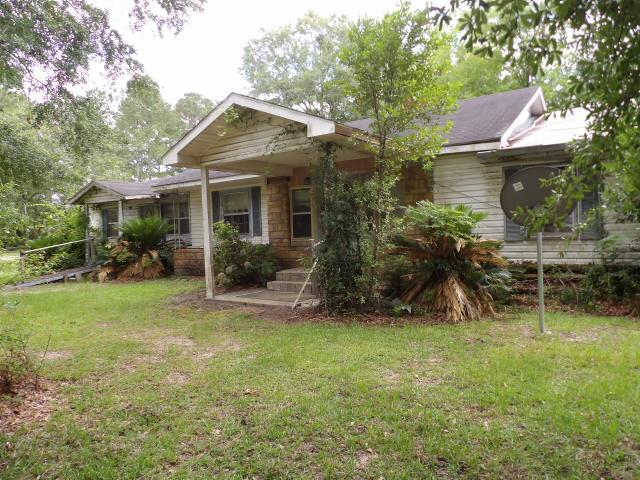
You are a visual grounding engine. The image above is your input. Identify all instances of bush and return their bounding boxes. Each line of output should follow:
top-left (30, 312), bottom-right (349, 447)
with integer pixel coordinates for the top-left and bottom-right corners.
top-left (390, 201), bottom-right (511, 322)
top-left (579, 264), bottom-right (640, 303)
top-left (0, 297), bottom-right (36, 394)
top-left (314, 150), bottom-right (373, 312)
top-left (96, 217), bottom-right (170, 282)
top-left (213, 221), bottom-right (278, 288)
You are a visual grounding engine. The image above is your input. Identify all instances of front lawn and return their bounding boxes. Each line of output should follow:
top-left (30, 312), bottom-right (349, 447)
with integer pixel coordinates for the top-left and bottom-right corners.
top-left (1, 280), bottom-right (639, 479)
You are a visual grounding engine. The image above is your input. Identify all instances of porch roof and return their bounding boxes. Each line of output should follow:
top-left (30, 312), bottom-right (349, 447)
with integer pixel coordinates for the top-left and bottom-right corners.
top-left (161, 92), bottom-right (373, 175)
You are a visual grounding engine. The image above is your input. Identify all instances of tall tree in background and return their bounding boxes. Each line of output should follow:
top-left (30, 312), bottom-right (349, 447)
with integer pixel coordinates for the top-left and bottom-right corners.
top-left (339, 3), bottom-right (454, 298)
top-left (241, 12), bottom-right (354, 120)
top-left (434, 0), bottom-right (640, 224)
top-left (174, 92), bottom-right (216, 130)
top-left (115, 75), bottom-right (179, 181)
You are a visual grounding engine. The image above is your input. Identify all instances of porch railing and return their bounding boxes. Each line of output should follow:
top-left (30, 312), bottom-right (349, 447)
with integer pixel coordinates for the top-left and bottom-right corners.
top-left (20, 237), bottom-right (97, 271)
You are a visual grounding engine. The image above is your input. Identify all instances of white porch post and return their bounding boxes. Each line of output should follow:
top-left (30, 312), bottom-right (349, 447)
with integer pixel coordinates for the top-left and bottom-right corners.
top-left (200, 166), bottom-right (216, 300)
top-left (117, 199), bottom-right (124, 237)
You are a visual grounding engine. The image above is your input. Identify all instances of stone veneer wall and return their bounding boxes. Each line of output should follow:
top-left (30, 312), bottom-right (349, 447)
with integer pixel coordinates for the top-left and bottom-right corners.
top-left (266, 176), bottom-right (308, 268)
top-left (173, 248), bottom-right (205, 276)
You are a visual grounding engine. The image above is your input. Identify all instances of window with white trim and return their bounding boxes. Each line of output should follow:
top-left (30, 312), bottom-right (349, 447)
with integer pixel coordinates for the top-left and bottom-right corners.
top-left (222, 190), bottom-right (251, 235)
top-left (161, 194), bottom-right (190, 235)
top-left (291, 187), bottom-right (312, 238)
top-left (102, 207), bottom-right (119, 238)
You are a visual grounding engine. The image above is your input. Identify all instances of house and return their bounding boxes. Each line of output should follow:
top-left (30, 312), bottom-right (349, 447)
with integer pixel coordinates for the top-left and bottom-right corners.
top-left (69, 86), bottom-right (639, 298)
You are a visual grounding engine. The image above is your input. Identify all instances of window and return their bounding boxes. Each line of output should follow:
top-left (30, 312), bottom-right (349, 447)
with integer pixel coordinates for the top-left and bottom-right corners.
top-left (161, 195), bottom-right (190, 235)
top-left (222, 190), bottom-right (251, 235)
top-left (102, 207), bottom-right (119, 238)
top-left (139, 204), bottom-right (160, 219)
top-left (291, 188), bottom-right (312, 238)
top-left (503, 165), bottom-right (601, 241)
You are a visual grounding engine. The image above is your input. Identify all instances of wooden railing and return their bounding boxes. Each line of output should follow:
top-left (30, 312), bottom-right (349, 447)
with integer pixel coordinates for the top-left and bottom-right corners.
top-left (20, 237), bottom-right (97, 270)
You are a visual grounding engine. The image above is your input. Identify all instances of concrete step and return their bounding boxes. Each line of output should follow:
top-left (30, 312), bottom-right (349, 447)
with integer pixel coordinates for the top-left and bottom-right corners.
top-left (267, 280), bottom-right (317, 295)
top-left (275, 268), bottom-right (315, 282)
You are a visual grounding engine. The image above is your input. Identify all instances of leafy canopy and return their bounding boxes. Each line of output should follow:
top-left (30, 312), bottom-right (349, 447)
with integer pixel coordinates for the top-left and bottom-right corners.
top-left (241, 12), bottom-right (354, 120)
top-left (434, 0), bottom-right (640, 222)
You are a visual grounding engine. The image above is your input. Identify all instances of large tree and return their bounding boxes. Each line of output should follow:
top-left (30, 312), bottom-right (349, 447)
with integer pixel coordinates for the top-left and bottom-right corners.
top-left (241, 12), bottom-right (354, 121)
top-left (434, 0), bottom-right (640, 224)
top-left (337, 3), bottom-right (454, 298)
top-left (115, 75), bottom-right (179, 181)
top-left (174, 92), bottom-right (215, 131)
top-left (0, 0), bottom-right (205, 100)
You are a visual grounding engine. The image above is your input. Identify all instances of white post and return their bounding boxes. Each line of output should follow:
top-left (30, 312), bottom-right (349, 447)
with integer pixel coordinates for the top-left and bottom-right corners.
top-left (117, 199), bottom-right (124, 238)
top-left (536, 231), bottom-right (545, 333)
top-left (200, 166), bottom-right (216, 301)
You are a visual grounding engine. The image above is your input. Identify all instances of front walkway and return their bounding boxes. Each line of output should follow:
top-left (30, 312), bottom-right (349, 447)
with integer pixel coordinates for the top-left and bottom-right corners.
top-left (215, 288), bottom-right (317, 307)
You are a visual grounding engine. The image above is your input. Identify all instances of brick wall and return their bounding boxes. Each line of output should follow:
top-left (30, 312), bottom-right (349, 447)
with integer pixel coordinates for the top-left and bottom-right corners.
top-left (173, 248), bottom-right (205, 276)
top-left (267, 176), bottom-right (308, 268)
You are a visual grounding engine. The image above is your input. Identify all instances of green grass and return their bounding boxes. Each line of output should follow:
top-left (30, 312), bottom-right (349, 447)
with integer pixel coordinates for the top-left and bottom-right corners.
top-left (0, 252), bottom-right (21, 286)
top-left (1, 279), bottom-right (639, 479)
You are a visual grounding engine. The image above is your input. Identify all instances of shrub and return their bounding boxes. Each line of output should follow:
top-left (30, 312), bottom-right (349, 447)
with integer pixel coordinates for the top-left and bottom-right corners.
top-left (0, 297), bottom-right (36, 394)
top-left (213, 221), bottom-right (278, 287)
top-left (580, 264), bottom-right (640, 303)
top-left (314, 148), bottom-right (374, 312)
top-left (121, 216), bottom-right (172, 254)
top-left (96, 217), bottom-right (170, 282)
top-left (390, 201), bottom-right (510, 322)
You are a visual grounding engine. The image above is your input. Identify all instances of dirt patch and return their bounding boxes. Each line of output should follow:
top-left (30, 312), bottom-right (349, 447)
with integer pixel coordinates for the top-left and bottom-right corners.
top-left (558, 328), bottom-right (606, 343)
top-left (39, 350), bottom-right (73, 361)
top-left (0, 378), bottom-right (64, 433)
top-left (166, 371), bottom-right (191, 385)
top-left (193, 339), bottom-right (243, 360)
top-left (356, 449), bottom-right (378, 469)
top-left (415, 376), bottom-right (443, 388)
top-left (169, 291), bottom-right (449, 325)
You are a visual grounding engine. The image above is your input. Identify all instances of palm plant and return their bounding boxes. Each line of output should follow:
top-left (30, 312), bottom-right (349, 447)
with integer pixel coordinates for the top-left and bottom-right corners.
top-left (391, 201), bottom-right (510, 322)
top-left (98, 216), bottom-right (170, 281)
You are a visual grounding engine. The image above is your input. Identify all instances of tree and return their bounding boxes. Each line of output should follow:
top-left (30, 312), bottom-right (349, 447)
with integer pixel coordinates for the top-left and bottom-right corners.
top-left (0, 0), bottom-right (205, 100)
top-left (174, 92), bottom-right (215, 131)
top-left (338, 3), bottom-right (454, 300)
top-left (241, 12), bottom-right (355, 120)
top-left (434, 0), bottom-right (640, 223)
top-left (115, 75), bottom-right (180, 181)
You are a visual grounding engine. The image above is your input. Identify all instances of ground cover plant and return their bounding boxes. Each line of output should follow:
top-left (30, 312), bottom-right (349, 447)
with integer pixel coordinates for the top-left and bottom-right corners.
top-left (0, 280), bottom-right (639, 478)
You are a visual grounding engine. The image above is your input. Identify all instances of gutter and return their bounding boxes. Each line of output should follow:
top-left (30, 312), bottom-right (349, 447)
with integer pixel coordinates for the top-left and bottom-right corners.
top-left (476, 143), bottom-right (567, 160)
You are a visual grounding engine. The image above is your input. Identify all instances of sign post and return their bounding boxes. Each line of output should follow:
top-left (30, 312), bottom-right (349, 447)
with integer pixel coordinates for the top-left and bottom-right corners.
top-left (536, 231), bottom-right (545, 333)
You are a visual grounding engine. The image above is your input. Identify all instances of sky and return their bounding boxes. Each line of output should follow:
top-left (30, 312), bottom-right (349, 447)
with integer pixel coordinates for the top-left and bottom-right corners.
top-left (96, 0), bottom-right (430, 105)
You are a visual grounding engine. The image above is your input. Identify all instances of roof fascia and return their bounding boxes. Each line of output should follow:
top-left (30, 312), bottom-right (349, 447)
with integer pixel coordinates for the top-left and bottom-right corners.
top-left (440, 141), bottom-right (502, 155)
top-left (152, 174), bottom-right (262, 191)
top-left (500, 87), bottom-right (546, 147)
top-left (68, 181), bottom-right (125, 205)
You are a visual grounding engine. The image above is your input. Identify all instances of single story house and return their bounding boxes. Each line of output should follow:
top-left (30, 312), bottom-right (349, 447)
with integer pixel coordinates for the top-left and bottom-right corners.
top-left (69, 86), bottom-right (639, 297)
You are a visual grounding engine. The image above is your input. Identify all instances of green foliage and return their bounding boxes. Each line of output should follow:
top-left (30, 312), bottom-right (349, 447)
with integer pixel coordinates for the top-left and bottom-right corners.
top-left (580, 264), bottom-right (640, 305)
top-left (121, 216), bottom-right (171, 254)
top-left (213, 222), bottom-right (279, 288)
top-left (339, 3), bottom-right (455, 297)
top-left (391, 201), bottom-right (510, 322)
top-left (435, 0), bottom-right (640, 225)
top-left (0, 297), bottom-right (36, 394)
top-left (0, 0), bottom-right (204, 98)
top-left (241, 12), bottom-right (354, 120)
top-left (314, 146), bottom-right (373, 312)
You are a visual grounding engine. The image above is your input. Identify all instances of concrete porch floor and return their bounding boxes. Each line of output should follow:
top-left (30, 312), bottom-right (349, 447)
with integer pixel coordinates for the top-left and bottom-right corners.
top-left (214, 288), bottom-right (318, 307)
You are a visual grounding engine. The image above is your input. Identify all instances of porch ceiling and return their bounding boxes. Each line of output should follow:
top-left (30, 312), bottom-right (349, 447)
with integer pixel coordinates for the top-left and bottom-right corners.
top-left (162, 93), bottom-right (373, 176)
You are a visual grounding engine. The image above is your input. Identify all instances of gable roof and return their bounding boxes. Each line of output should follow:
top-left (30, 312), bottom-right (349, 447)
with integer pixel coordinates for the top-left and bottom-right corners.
top-left (345, 86), bottom-right (545, 147)
top-left (162, 92), bottom-right (368, 167)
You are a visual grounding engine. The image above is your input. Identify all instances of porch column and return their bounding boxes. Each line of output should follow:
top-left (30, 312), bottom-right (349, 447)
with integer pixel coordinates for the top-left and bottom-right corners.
top-left (200, 166), bottom-right (216, 300)
top-left (117, 199), bottom-right (124, 237)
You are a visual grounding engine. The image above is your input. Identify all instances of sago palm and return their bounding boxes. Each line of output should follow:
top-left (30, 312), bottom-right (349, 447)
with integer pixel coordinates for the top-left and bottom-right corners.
top-left (391, 202), bottom-right (510, 322)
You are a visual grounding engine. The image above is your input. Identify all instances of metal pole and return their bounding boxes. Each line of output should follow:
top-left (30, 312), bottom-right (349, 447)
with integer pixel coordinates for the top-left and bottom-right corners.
top-left (536, 231), bottom-right (545, 333)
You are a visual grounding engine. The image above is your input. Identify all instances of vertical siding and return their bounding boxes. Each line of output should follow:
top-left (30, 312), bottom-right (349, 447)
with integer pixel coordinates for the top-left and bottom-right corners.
top-left (432, 152), bottom-right (638, 264)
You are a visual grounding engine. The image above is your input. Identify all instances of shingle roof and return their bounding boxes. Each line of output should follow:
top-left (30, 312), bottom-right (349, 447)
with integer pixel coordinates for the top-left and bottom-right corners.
top-left (97, 180), bottom-right (156, 197)
top-left (344, 86), bottom-right (541, 146)
top-left (151, 169), bottom-right (236, 187)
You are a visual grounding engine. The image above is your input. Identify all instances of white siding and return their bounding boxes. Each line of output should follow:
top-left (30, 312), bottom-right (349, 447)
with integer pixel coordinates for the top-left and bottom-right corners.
top-left (83, 187), bottom-right (120, 204)
top-left (186, 180), bottom-right (269, 248)
top-left (433, 152), bottom-right (639, 264)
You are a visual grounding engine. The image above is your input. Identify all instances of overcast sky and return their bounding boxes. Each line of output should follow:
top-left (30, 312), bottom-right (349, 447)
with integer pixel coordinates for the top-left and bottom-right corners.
top-left (96, 0), bottom-right (429, 105)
